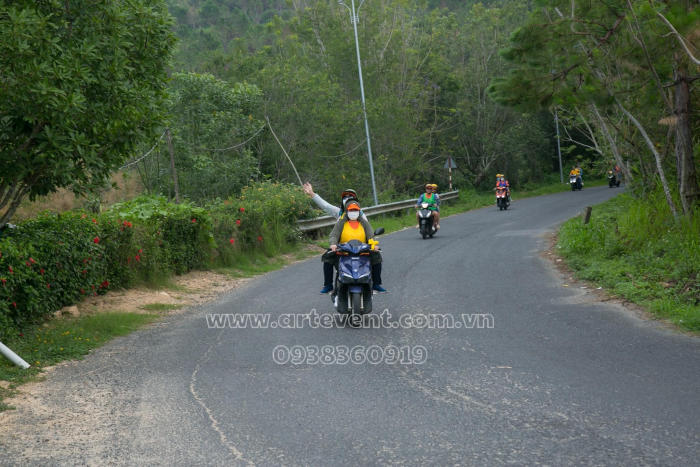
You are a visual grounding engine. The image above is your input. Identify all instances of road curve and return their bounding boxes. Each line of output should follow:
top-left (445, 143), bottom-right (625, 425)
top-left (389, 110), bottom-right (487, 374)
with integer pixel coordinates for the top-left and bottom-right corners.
top-left (2, 186), bottom-right (698, 465)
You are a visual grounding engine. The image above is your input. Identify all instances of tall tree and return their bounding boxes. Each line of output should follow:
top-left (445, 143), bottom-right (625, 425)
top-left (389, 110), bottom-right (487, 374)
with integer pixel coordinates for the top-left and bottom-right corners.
top-left (0, 0), bottom-right (176, 225)
top-left (166, 72), bottom-right (263, 201)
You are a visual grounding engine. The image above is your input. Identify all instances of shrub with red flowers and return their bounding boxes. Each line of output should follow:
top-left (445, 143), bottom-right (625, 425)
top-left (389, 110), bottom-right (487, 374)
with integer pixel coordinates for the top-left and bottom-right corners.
top-left (0, 196), bottom-right (215, 340)
top-left (0, 212), bottom-right (117, 337)
top-left (0, 186), bottom-right (313, 339)
top-left (107, 195), bottom-right (214, 277)
top-left (208, 181), bottom-right (312, 265)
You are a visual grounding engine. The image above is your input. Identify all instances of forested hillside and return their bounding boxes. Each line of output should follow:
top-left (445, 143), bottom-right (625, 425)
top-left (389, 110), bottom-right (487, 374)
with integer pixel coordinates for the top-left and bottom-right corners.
top-left (151, 0), bottom-right (565, 202)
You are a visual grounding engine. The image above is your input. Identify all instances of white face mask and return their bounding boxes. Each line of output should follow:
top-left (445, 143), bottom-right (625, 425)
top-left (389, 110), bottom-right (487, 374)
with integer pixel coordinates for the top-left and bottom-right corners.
top-left (347, 211), bottom-right (360, 220)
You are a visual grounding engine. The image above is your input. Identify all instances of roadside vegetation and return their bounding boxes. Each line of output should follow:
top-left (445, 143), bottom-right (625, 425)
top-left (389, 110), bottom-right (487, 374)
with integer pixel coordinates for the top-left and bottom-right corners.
top-left (558, 193), bottom-right (700, 332)
top-left (487, 1), bottom-right (699, 332)
top-left (0, 181), bottom-right (314, 342)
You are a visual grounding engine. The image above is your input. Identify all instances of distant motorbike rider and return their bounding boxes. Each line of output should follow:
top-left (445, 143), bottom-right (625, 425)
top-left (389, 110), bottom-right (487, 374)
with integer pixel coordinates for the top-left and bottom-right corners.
top-left (614, 164), bottom-right (622, 185)
top-left (303, 183), bottom-right (386, 293)
top-left (327, 200), bottom-right (383, 290)
top-left (495, 174), bottom-right (511, 201)
top-left (415, 183), bottom-right (440, 230)
top-left (575, 163), bottom-right (584, 186)
top-left (570, 166), bottom-right (582, 186)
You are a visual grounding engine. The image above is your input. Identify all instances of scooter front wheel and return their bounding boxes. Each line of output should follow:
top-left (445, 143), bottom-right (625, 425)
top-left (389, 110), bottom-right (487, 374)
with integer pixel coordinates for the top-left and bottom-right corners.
top-left (351, 292), bottom-right (363, 315)
top-left (345, 293), bottom-right (363, 327)
top-left (335, 285), bottom-right (348, 314)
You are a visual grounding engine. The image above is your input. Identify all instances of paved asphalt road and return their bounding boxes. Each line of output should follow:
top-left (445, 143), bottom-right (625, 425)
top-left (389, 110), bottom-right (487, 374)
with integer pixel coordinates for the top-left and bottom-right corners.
top-left (2, 186), bottom-right (699, 465)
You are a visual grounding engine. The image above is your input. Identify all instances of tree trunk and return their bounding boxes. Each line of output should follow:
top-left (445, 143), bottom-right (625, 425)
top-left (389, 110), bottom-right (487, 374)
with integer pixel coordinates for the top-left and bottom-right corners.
top-left (590, 103), bottom-right (633, 182)
top-left (616, 100), bottom-right (678, 218)
top-left (0, 184), bottom-right (29, 227)
top-left (166, 128), bottom-right (180, 204)
top-left (674, 64), bottom-right (698, 215)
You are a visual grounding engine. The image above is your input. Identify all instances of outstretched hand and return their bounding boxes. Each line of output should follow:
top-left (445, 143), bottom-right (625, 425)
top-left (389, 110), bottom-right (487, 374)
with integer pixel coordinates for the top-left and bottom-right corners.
top-left (303, 182), bottom-right (314, 198)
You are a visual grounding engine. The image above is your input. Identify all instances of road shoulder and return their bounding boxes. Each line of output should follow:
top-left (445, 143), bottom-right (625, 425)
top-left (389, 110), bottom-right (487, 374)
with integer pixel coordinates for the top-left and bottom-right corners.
top-left (540, 230), bottom-right (697, 337)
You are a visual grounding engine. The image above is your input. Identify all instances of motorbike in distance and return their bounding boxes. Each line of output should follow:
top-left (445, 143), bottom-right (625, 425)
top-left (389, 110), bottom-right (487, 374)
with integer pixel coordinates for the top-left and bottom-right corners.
top-left (570, 174), bottom-right (583, 191)
top-left (496, 187), bottom-right (510, 211)
top-left (417, 203), bottom-right (437, 239)
top-left (331, 228), bottom-right (384, 325)
top-left (608, 170), bottom-right (620, 188)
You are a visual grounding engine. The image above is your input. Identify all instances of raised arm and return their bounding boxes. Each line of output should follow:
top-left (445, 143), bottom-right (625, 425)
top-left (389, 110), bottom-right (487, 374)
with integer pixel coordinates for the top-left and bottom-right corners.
top-left (304, 183), bottom-right (341, 218)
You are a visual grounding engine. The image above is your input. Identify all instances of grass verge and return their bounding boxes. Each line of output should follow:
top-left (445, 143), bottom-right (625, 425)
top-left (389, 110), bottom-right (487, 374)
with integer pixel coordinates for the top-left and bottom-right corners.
top-left (556, 192), bottom-right (699, 332)
top-left (0, 312), bottom-right (158, 411)
top-left (214, 243), bottom-right (320, 278)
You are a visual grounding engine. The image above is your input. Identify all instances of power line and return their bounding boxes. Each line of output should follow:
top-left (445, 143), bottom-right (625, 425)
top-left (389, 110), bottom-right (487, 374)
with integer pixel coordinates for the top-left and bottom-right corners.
top-left (121, 123), bottom-right (268, 171)
top-left (266, 116), bottom-right (303, 186)
top-left (119, 130), bottom-right (167, 169)
top-left (319, 139), bottom-right (366, 158)
top-left (204, 124), bottom-right (267, 152)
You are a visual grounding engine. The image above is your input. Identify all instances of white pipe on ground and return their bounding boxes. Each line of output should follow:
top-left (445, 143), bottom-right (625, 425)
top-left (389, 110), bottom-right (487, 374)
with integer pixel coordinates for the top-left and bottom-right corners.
top-left (0, 341), bottom-right (30, 369)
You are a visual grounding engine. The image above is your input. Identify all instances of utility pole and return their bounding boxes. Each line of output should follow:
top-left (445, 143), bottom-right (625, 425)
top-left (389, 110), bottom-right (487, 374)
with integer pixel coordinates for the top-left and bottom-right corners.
top-left (339, 0), bottom-right (379, 206)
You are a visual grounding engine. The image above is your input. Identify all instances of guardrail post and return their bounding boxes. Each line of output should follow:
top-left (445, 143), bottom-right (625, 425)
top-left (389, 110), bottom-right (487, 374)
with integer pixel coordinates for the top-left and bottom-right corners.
top-left (582, 206), bottom-right (592, 224)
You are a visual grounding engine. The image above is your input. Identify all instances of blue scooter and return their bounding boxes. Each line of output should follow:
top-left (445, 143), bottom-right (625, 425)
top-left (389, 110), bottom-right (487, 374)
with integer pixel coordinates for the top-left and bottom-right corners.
top-left (331, 228), bottom-right (384, 321)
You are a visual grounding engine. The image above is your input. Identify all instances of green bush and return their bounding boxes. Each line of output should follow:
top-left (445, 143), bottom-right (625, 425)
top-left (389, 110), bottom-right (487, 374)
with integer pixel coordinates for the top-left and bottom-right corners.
top-left (0, 197), bottom-right (216, 340)
top-left (209, 181), bottom-right (313, 264)
top-left (0, 213), bottom-right (123, 336)
top-left (0, 187), bottom-right (317, 339)
top-left (106, 195), bottom-right (215, 276)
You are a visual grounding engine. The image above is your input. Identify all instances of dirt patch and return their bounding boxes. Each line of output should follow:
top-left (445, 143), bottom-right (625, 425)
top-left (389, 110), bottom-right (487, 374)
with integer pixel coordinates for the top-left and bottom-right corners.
top-left (14, 170), bottom-right (144, 221)
top-left (54, 244), bottom-right (324, 318)
top-left (64, 270), bottom-right (250, 317)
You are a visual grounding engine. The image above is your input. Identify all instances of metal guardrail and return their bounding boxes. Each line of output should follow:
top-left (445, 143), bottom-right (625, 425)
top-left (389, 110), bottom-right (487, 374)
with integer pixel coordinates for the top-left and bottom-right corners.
top-left (297, 190), bottom-right (459, 232)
